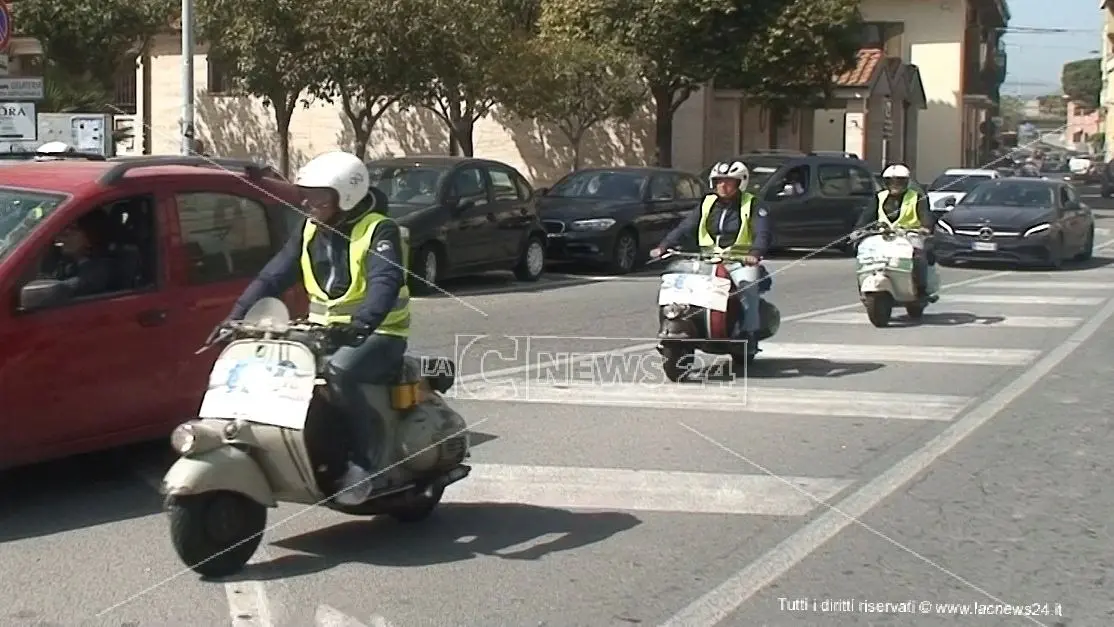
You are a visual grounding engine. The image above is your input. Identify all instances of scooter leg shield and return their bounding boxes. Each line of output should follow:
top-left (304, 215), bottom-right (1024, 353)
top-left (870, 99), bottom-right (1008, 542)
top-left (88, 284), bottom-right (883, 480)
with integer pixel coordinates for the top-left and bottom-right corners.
top-left (859, 273), bottom-right (891, 294)
top-left (162, 447), bottom-right (276, 508)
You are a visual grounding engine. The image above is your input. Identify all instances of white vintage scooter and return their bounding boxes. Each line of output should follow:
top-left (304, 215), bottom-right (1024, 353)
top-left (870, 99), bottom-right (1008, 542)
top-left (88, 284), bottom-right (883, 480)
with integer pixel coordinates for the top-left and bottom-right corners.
top-left (853, 224), bottom-right (940, 327)
top-left (161, 297), bottom-right (471, 577)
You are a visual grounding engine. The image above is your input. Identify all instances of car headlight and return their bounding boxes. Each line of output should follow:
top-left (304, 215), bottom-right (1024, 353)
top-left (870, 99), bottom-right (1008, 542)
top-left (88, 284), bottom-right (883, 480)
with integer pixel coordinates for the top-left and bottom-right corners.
top-left (170, 423), bottom-right (197, 455)
top-left (569, 218), bottom-right (616, 231)
top-left (936, 220), bottom-right (954, 235)
top-left (1023, 223), bottom-right (1051, 237)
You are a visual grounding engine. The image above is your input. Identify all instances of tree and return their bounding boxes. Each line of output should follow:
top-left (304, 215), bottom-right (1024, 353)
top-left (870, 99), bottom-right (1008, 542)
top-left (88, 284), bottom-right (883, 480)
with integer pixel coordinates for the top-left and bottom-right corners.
top-left (308, 0), bottom-right (431, 159)
top-left (718, 0), bottom-right (861, 121)
top-left (195, 0), bottom-right (323, 175)
top-left (1036, 94), bottom-right (1067, 118)
top-left (405, 0), bottom-right (533, 156)
top-left (997, 95), bottom-right (1024, 131)
top-left (506, 38), bottom-right (645, 169)
top-left (540, 0), bottom-right (791, 167)
top-left (15, 0), bottom-right (173, 110)
top-left (1062, 57), bottom-right (1102, 110)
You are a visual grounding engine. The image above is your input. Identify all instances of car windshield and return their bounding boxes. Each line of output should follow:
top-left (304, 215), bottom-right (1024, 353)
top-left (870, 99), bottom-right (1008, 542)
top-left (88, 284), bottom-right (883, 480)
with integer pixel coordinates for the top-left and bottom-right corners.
top-left (366, 164), bottom-right (450, 208)
top-left (928, 174), bottom-right (992, 193)
top-left (746, 165), bottom-right (780, 193)
top-left (0, 188), bottom-right (68, 261)
top-left (547, 170), bottom-right (646, 199)
top-left (960, 182), bottom-right (1055, 208)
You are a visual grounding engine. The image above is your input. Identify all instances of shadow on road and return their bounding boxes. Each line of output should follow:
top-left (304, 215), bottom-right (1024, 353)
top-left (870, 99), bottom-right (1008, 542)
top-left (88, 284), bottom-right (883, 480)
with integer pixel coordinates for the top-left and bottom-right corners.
top-left (883, 312), bottom-right (1006, 327)
top-left (233, 503), bottom-right (640, 579)
top-left (0, 441), bottom-right (170, 543)
top-left (743, 358), bottom-right (884, 378)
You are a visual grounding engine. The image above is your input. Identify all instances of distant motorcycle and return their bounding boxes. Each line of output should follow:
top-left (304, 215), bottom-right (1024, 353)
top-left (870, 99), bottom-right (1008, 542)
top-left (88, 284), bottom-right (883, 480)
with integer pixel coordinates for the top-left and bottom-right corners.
top-left (653, 250), bottom-right (780, 382)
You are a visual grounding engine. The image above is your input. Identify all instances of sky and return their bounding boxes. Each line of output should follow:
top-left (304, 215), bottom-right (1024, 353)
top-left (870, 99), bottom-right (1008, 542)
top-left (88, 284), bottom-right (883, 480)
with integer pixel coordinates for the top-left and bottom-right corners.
top-left (1000, 0), bottom-right (1105, 97)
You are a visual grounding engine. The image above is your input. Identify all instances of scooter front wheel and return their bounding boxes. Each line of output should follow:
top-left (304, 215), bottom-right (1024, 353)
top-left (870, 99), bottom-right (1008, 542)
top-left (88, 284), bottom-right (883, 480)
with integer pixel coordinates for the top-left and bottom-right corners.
top-left (660, 343), bottom-right (694, 382)
top-left (168, 491), bottom-right (266, 578)
top-left (863, 293), bottom-right (894, 327)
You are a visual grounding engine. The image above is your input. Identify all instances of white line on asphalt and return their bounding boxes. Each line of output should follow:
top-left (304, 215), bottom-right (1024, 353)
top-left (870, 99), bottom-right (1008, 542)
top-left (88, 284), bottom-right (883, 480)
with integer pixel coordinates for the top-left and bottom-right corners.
top-left (315, 604), bottom-right (394, 627)
top-left (443, 464), bottom-right (853, 516)
top-left (758, 342), bottom-right (1038, 365)
top-left (946, 294), bottom-right (1104, 305)
top-left (227, 576), bottom-right (273, 627)
top-left (800, 312), bottom-right (1084, 328)
top-left (975, 280), bottom-right (1114, 290)
top-left (658, 296), bottom-right (1114, 626)
top-left (455, 382), bottom-right (968, 421)
top-left (454, 268), bottom-right (1023, 385)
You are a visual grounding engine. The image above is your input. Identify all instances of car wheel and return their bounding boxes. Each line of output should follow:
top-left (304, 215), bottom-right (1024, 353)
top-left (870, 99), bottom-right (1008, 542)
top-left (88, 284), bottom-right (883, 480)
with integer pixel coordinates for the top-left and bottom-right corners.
top-left (514, 236), bottom-right (545, 282)
top-left (1045, 237), bottom-right (1064, 270)
top-left (608, 229), bottom-right (638, 274)
top-left (411, 245), bottom-right (442, 295)
top-left (1074, 226), bottom-right (1095, 261)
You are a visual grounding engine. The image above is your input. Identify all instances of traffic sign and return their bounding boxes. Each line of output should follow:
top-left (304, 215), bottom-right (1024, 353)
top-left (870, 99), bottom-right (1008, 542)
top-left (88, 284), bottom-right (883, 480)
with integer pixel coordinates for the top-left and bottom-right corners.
top-left (0, 4), bottom-right (11, 53)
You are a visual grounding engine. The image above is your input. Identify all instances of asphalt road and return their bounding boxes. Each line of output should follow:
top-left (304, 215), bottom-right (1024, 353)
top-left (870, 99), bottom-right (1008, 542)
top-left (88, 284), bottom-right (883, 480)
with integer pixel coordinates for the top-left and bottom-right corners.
top-left (4, 186), bottom-right (1114, 627)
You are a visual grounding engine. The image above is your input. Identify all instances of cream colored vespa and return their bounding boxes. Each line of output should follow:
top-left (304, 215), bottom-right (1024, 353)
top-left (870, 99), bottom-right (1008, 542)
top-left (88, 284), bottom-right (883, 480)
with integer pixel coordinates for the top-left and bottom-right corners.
top-left (161, 297), bottom-right (471, 577)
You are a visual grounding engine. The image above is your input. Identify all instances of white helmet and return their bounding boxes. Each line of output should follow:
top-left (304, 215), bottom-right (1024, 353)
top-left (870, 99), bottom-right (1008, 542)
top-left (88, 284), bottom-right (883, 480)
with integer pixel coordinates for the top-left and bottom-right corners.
top-left (294, 151), bottom-right (369, 212)
top-left (882, 164), bottom-right (912, 179)
top-left (709, 160), bottom-right (749, 189)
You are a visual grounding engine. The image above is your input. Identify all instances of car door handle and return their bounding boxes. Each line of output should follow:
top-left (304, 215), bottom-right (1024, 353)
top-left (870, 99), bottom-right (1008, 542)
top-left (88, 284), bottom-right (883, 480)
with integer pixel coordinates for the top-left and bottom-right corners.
top-left (137, 309), bottom-right (168, 327)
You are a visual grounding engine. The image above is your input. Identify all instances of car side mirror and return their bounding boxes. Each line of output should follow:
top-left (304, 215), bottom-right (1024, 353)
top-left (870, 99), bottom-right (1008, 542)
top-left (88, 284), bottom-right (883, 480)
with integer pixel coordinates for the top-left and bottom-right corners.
top-left (942, 196), bottom-right (957, 208)
top-left (19, 279), bottom-right (68, 311)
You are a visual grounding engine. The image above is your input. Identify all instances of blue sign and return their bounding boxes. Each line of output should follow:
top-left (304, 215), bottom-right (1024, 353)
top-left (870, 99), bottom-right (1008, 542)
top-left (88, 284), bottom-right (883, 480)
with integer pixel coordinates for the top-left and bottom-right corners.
top-left (0, 4), bottom-right (10, 52)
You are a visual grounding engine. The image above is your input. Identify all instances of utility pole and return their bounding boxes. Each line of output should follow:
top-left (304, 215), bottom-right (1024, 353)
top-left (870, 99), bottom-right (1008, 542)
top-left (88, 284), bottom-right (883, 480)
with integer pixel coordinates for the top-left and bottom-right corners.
top-left (180, 0), bottom-right (195, 155)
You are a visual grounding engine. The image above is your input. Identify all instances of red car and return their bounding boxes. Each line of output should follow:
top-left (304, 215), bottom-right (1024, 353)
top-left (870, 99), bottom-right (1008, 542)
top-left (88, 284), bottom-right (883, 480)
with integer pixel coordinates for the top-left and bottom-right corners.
top-left (0, 155), bottom-right (306, 469)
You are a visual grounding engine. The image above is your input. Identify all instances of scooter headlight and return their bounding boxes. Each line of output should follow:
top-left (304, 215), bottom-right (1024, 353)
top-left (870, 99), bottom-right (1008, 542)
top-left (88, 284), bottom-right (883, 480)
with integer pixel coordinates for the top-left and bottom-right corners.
top-left (663, 303), bottom-right (686, 319)
top-left (170, 423), bottom-right (198, 455)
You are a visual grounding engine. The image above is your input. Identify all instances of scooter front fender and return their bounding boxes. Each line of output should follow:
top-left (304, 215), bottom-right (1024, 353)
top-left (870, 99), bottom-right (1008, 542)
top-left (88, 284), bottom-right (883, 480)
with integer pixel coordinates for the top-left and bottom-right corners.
top-left (161, 446), bottom-right (276, 508)
top-left (859, 272), bottom-right (891, 295)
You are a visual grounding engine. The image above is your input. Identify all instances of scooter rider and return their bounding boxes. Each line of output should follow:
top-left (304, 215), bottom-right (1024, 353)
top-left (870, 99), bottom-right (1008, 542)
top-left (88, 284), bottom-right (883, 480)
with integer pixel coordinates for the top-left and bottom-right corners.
top-left (854, 163), bottom-right (936, 297)
top-left (650, 160), bottom-right (772, 354)
top-left (223, 151), bottom-right (411, 506)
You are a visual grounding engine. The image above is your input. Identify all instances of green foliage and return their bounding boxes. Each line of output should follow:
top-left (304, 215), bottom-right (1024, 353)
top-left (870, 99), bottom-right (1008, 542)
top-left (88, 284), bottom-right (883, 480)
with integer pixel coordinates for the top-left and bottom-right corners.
top-left (308, 0), bottom-right (433, 159)
top-left (404, 0), bottom-right (535, 156)
top-left (196, 0), bottom-right (324, 174)
top-left (15, 0), bottom-right (172, 109)
top-left (1036, 94), bottom-right (1067, 118)
top-left (1061, 58), bottom-right (1102, 110)
top-left (539, 0), bottom-right (792, 166)
top-left (719, 0), bottom-right (861, 106)
top-left (507, 38), bottom-right (645, 169)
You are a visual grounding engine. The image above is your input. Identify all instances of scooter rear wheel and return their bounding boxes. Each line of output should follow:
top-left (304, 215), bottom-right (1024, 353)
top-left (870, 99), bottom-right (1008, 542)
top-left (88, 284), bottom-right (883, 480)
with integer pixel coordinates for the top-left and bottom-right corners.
top-left (168, 491), bottom-right (266, 578)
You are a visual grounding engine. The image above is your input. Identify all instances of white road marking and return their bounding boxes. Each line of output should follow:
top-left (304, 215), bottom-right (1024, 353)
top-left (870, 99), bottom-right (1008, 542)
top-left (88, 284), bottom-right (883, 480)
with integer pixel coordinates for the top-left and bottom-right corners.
top-left (455, 382), bottom-right (969, 420)
top-left (759, 342), bottom-right (1038, 365)
top-left (800, 312), bottom-right (1083, 328)
top-left (946, 294), bottom-right (1104, 305)
top-left (453, 269), bottom-right (1020, 385)
top-left (443, 464), bottom-right (852, 516)
top-left (659, 293), bottom-right (1114, 626)
top-left (227, 577), bottom-right (273, 627)
top-left (315, 604), bottom-right (394, 627)
top-left (976, 280), bottom-right (1114, 290)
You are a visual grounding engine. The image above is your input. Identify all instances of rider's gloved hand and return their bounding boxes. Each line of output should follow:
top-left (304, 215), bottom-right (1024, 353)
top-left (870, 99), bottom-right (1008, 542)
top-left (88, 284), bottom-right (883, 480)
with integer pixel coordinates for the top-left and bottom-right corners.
top-left (742, 255), bottom-right (760, 266)
top-left (342, 323), bottom-right (370, 347)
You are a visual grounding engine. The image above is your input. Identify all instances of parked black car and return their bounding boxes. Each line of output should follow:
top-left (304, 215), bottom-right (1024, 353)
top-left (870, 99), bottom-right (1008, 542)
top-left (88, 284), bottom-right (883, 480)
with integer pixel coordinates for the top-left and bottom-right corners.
top-left (934, 178), bottom-right (1094, 268)
top-left (700, 151), bottom-right (882, 254)
top-left (536, 167), bottom-right (706, 273)
top-left (365, 156), bottom-right (548, 293)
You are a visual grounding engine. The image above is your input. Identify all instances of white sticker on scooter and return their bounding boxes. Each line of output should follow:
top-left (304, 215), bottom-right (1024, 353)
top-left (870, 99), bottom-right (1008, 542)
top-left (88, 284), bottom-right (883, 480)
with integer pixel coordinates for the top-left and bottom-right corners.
top-left (659, 273), bottom-right (732, 312)
top-left (199, 346), bottom-right (316, 428)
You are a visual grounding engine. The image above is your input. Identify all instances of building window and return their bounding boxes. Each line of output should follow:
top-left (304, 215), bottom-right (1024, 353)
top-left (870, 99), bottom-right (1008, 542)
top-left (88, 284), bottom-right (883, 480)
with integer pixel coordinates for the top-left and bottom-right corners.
top-left (207, 57), bottom-right (233, 94)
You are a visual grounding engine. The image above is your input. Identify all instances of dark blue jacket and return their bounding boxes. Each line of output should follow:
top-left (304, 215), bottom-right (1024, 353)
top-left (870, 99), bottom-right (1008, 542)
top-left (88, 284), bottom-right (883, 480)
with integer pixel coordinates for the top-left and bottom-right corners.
top-left (229, 197), bottom-right (405, 332)
top-left (659, 193), bottom-right (772, 256)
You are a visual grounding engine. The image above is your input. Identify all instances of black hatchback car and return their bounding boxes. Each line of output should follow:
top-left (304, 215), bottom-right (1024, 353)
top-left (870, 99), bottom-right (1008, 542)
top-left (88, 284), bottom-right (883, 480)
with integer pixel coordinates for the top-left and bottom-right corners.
top-left (366, 156), bottom-right (548, 293)
top-left (700, 151), bottom-right (881, 254)
top-left (537, 166), bottom-right (706, 273)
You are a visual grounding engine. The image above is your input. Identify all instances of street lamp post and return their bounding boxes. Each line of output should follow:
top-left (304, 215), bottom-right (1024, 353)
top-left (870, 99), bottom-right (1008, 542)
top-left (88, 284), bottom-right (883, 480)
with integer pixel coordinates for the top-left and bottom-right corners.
top-left (180, 0), bottom-right (195, 155)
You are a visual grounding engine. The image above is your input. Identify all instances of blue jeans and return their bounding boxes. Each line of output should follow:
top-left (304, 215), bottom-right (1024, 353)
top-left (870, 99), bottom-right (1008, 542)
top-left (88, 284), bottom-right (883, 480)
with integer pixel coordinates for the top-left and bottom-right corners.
top-left (325, 333), bottom-right (408, 469)
top-left (724, 262), bottom-right (761, 336)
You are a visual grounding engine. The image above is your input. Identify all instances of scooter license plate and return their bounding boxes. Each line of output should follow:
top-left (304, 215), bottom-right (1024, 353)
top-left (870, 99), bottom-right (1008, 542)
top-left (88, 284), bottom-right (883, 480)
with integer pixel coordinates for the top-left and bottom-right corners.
top-left (972, 242), bottom-right (997, 252)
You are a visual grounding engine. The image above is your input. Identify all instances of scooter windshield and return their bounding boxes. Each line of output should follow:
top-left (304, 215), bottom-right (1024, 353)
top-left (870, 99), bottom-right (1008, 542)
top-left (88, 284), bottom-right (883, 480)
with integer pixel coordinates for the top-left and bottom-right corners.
top-left (242, 296), bottom-right (292, 329)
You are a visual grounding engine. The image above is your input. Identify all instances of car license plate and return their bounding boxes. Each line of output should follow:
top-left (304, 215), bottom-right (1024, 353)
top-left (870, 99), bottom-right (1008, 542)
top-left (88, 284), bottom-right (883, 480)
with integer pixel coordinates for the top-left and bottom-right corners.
top-left (972, 242), bottom-right (997, 252)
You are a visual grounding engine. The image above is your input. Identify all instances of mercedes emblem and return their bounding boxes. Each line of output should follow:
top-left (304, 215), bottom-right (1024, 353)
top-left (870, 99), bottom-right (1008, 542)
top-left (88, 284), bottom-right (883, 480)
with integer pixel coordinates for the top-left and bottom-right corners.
top-left (978, 227), bottom-right (994, 241)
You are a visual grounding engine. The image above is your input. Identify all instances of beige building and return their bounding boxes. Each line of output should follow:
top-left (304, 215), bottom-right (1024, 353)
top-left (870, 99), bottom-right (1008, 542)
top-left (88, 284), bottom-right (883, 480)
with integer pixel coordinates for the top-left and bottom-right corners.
top-left (131, 0), bottom-right (1007, 184)
top-left (1102, 0), bottom-right (1114, 161)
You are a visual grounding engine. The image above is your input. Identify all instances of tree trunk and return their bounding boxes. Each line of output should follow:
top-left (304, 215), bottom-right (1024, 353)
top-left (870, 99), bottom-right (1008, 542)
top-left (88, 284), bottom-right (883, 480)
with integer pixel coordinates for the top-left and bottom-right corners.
top-left (651, 85), bottom-right (674, 167)
top-left (274, 93), bottom-right (298, 177)
top-left (451, 117), bottom-right (475, 157)
top-left (340, 92), bottom-right (371, 160)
